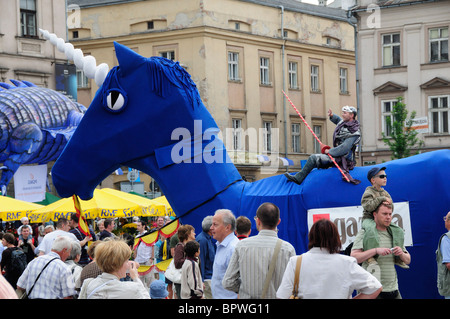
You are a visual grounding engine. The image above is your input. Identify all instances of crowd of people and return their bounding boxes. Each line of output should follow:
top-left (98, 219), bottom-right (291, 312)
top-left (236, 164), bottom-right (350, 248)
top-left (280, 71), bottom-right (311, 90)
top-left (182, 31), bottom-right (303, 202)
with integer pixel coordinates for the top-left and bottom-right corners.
top-left (0, 167), bottom-right (449, 299)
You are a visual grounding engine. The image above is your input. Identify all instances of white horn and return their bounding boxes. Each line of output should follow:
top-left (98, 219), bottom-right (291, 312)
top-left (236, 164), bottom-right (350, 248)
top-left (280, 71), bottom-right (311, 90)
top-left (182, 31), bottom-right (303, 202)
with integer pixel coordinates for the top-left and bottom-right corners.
top-left (39, 29), bottom-right (110, 86)
top-left (73, 48), bottom-right (84, 69)
top-left (56, 38), bottom-right (66, 52)
top-left (64, 42), bottom-right (75, 60)
top-left (95, 63), bottom-right (109, 87)
top-left (83, 55), bottom-right (97, 79)
top-left (49, 33), bottom-right (58, 46)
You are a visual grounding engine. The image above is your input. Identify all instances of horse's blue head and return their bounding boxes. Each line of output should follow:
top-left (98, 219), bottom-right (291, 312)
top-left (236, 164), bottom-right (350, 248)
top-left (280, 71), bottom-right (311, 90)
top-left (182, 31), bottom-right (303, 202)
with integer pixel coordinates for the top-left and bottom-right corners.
top-left (52, 42), bottom-right (220, 200)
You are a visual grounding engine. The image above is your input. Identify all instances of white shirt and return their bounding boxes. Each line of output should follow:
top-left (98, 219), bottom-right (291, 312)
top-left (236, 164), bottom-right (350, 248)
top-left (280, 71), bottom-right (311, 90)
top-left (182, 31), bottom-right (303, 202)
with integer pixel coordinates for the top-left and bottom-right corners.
top-left (211, 232), bottom-right (239, 299)
top-left (38, 230), bottom-right (78, 255)
top-left (79, 272), bottom-right (150, 299)
top-left (276, 247), bottom-right (381, 299)
top-left (134, 232), bottom-right (153, 264)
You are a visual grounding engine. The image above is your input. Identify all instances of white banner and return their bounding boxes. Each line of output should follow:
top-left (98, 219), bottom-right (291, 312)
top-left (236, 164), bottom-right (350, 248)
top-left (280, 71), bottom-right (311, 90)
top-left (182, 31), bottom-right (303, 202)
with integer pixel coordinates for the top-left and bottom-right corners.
top-left (307, 202), bottom-right (413, 249)
top-left (14, 164), bottom-right (48, 202)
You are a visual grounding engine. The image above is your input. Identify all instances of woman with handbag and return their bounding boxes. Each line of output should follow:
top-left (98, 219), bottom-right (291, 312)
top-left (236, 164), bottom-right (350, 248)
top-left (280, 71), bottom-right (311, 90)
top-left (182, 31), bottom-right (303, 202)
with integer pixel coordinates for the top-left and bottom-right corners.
top-left (172, 224), bottom-right (196, 299)
top-left (276, 219), bottom-right (382, 299)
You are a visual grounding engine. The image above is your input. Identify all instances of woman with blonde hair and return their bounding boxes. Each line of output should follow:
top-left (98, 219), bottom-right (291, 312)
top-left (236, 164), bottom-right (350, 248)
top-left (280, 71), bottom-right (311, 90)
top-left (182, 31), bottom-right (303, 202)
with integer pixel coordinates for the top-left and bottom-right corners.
top-left (79, 240), bottom-right (150, 299)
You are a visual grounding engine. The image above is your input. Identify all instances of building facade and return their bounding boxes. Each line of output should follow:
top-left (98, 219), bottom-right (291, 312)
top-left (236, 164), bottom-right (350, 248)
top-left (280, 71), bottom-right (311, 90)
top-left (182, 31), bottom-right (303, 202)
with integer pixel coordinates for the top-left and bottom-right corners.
top-left (352, 0), bottom-right (450, 164)
top-left (0, 0), bottom-right (68, 88)
top-left (65, 0), bottom-right (356, 184)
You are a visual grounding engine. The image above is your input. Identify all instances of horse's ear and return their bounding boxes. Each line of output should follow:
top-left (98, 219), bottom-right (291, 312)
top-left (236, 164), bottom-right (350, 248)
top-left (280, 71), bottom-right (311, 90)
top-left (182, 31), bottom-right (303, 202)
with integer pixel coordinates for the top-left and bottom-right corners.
top-left (114, 42), bottom-right (146, 76)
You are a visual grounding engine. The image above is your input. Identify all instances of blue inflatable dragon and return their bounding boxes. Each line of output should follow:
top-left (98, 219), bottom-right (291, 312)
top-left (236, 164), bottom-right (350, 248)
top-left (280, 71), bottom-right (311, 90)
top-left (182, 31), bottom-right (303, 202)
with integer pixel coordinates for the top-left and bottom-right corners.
top-left (0, 80), bottom-right (86, 195)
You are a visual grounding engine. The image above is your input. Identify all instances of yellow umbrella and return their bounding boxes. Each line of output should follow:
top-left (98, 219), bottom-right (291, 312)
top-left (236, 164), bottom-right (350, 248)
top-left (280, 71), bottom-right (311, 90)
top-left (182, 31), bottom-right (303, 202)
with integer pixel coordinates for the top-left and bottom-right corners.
top-left (29, 188), bottom-right (172, 223)
top-left (152, 196), bottom-right (175, 217)
top-left (0, 196), bottom-right (43, 222)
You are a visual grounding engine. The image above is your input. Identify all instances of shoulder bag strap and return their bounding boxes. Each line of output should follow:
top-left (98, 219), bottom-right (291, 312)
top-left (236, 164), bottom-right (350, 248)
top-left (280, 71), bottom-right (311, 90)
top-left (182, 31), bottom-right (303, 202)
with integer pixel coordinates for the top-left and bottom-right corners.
top-left (261, 238), bottom-right (282, 299)
top-left (290, 255), bottom-right (303, 299)
top-left (26, 257), bottom-right (58, 297)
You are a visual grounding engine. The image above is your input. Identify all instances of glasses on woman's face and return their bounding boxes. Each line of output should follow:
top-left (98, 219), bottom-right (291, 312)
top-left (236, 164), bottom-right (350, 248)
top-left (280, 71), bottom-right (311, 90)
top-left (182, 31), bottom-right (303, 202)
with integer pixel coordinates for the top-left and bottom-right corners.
top-left (444, 216), bottom-right (450, 222)
top-left (376, 174), bottom-right (387, 179)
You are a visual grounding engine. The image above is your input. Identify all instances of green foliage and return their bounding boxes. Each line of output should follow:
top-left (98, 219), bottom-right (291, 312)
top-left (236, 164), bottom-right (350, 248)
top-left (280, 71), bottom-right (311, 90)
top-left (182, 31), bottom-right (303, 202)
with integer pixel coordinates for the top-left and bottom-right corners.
top-left (382, 97), bottom-right (424, 159)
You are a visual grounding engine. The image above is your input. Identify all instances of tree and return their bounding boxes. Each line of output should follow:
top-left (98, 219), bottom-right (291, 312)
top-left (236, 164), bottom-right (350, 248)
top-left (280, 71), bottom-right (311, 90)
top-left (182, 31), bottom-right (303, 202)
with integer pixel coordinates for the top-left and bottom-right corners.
top-left (382, 97), bottom-right (424, 160)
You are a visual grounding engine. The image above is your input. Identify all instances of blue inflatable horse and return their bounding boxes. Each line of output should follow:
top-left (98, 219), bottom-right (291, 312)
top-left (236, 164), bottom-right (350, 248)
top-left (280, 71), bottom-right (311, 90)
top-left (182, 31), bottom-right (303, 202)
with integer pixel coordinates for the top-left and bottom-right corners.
top-left (51, 40), bottom-right (450, 298)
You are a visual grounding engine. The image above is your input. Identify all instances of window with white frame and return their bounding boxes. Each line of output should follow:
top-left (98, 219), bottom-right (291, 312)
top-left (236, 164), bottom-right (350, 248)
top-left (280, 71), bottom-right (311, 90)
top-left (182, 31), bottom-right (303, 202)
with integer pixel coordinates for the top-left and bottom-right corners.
top-left (260, 57), bottom-right (270, 85)
top-left (263, 121), bottom-right (272, 152)
top-left (339, 67), bottom-right (348, 94)
top-left (429, 95), bottom-right (449, 134)
top-left (20, 0), bottom-right (37, 37)
top-left (228, 52), bottom-right (240, 81)
top-left (232, 118), bottom-right (243, 150)
top-left (288, 61), bottom-right (299, 89)
top-left (382, 33), bottom-right (401, 66)
top-left (77, 70), bottom-right (89, 88)
top-left (429, 27), bottom-right (449, 62)
top-left (291, 123), bottom-right (300, 153)
top-left (313, 125), bottom-right (322, 153)
top-left (310, 65), bottom-right (319, 92)
top-left (160, 51), bottom-right (175, 61)
top-left (381, 100), bottom-right (396, 136)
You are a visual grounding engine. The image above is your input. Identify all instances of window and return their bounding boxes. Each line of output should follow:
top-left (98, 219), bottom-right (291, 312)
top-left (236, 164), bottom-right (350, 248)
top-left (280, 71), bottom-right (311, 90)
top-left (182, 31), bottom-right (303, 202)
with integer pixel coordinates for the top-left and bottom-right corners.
top-left (147, 21), bottom-right (154, 30)
top-left (310, 65), bottom-right (319, 92)
top-left (228, 52), bottom-right (240, 81)
top-left (77, 70), bottom-right (89, 88)
top-left (20, 0), bottom-right (37, 37)
top-left (288, 62), bottom-right (298, 89)
top-left (339, 67), bottom-right (348, 94)
top-left (381, 100), bottom-right (396, 136)
top-left (160, 51), bottom-right (175, 61)
top-left (260, 57), bottom-right (270, 85)
top-left (72, 31), bottom-right (79, 39)
top-left (232, 119), bottom-right (243, 150)
top-left (429, 96), bottom-right (449, 134)
top-left (291, 123), bottom-right (300, 153)
top-left (313, 125), bottom-right (322, 153)
top-left (382, 33), bottom-right (401, 66)
top-left (263, 121), bottom-right (272, 152)
top-left (429, 27), bottom-right (449, 62)
top-left (235, 22), bottom-right (240, 30)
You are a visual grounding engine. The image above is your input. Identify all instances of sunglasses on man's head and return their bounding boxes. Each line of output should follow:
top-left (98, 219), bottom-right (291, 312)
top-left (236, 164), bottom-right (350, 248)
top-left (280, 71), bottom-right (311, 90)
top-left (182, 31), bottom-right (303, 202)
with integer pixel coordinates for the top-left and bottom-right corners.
top-left (376, 174), bottom-right (387, 179)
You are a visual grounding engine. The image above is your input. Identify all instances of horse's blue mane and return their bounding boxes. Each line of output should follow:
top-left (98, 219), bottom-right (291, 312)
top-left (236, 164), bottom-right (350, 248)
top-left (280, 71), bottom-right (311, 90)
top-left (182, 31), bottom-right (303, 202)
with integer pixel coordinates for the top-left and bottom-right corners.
top-left (103, 56), bottom-right (202, 110)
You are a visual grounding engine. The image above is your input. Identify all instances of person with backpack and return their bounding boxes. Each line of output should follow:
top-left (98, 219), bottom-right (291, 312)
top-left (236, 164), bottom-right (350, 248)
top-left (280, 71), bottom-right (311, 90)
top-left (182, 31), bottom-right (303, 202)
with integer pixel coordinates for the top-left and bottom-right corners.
top-left (1, 233), bottom-right (27, 289)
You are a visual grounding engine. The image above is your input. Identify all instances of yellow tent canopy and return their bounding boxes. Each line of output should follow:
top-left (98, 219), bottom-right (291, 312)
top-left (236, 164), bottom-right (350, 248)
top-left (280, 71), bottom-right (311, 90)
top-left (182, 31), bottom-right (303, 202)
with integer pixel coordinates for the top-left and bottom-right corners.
top-left (29, 188), bottom-right (173, 223)
top-left (0, 196), bottom-right (43, 222)
top-left (152, 196), bottom-right (175, 217)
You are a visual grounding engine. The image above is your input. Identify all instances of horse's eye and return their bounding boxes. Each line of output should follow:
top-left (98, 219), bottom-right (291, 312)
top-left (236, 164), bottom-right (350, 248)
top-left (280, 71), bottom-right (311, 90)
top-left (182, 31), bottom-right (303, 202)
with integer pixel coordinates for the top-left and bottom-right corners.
top-left (105, 89), bottom-right (127, 112)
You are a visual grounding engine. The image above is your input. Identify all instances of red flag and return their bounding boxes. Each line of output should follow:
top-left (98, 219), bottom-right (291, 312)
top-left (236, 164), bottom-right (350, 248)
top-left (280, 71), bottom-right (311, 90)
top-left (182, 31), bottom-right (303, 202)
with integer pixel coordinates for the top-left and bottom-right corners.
top-left (72, 195), bottom-right (91, 236)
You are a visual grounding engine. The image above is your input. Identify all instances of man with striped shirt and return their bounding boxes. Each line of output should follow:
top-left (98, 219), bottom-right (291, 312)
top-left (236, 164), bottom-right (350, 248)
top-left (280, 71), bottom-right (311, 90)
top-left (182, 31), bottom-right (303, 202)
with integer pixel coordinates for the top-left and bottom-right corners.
top-left (351, 203), bottom-right (411, 299)
top-left (222, 203), bottom-right (296, 299)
